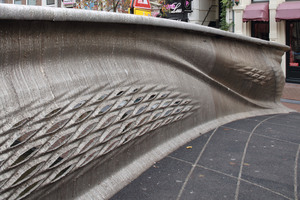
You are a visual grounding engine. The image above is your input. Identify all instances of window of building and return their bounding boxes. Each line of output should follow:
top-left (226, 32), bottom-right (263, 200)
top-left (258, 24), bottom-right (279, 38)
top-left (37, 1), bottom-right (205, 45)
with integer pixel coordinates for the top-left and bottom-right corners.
top-left (47, 0), bottom-right (54, 5)
top-left (27, 0), bottom-right (36, 5)
top-left (286, 20), bottom-right (300, 82)
top-left (14, 0), bottom-right (22, 4)
top-left (287, 21), bottom-right (300, 68)
top-left (252, 0), bottom-right (269, 2)
top-left (251, 21), bottom-right (269, 41)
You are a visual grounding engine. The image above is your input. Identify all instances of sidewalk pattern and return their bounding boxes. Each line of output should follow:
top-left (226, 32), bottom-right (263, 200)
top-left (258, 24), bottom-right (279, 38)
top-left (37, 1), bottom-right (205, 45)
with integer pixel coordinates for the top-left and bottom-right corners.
top-left (111, 113), bottom-right (300, 200)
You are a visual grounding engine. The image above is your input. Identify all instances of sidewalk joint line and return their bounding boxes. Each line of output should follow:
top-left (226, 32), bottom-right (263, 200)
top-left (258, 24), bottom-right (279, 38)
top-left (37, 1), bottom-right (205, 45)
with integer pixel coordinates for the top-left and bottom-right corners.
top-left (196, 164), bottom-right (292, 200)
top-left (234, 115), bottom-right (278, 200)
top-left (175, 127), bottom-right (218, 200)
top-left (169, 150), bottom-right (291, 199)
top-left (221, 125), bottom-right (299, 145)
top-left (295, 145), bottom-right (300, 200)
top-left (167, 156), bottom-right (194, 166)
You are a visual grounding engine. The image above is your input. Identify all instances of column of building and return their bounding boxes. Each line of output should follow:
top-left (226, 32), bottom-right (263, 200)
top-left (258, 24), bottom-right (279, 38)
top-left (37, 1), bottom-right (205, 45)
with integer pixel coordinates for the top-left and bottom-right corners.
top-left (233, 0), bottom-right (251, 36)
top-left (189, 0), bottom-right (218, 26)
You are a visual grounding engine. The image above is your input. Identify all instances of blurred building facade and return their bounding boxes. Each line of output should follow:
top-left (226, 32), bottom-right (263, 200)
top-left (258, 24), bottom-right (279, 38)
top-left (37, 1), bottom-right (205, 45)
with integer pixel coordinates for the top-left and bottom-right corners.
top-left (0, 0), bottom-right (60, 7)
top-left (233, 0), bottom-right (300, 83)
top-left (189, 0), bottom-right (221, 27)
top-left (188, 0), bottom-right (300, 83)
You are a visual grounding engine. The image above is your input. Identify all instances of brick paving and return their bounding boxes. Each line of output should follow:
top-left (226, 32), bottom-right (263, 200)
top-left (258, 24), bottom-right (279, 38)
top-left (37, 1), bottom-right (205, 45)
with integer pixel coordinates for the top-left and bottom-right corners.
top-left (282, 83), bottom-right (300, 101)
top-left (282, 83), bottom-right (300, 112)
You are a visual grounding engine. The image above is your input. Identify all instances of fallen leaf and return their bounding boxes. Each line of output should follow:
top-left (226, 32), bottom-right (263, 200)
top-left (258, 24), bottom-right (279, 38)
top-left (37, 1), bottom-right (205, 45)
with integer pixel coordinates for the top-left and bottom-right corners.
top-left (199, 174), bottom-right (205, 178)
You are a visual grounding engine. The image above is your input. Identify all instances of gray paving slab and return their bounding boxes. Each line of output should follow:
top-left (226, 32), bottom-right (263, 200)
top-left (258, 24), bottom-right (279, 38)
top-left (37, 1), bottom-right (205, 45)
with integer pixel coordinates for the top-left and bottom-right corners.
top-left (298, 153), bottom-right (300, 200)
top-left (168, 130), bottom-right (213, 164)
top-left (111, 157), bottom-right (192, 200)
top-left (264, 112), bottom-right (300, 128)
top-left (241, 134), bottom-right (297, 199)
top-left (111, 113), bottom-right (300, 200)
top-left (238, 181), bottom-right (288, 200)
top-left (197, 127), bottom-right (249, 177)
top-left (254, 121), bottom-right (300, 144)
top-left (247, 114), bottom-right (282, 122)
top-left (179, 167), bottom-right (237, 200)
top-left (222, 118), bottom-right (261, 133)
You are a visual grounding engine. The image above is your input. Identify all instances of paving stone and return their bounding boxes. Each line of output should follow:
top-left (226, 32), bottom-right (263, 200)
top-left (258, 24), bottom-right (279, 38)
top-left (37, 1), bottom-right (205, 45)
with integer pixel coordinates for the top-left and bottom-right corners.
top-left (282, 102), bottom-right (300, 112)
top-left (265, 112), bottom-right (300, 128)
top-left (254, 120), bottom-right (300, 144)
top-left (282, 83), bottom-right (300, 101)
top-left (241, 134), bottom-right (298, 199)
top-left (238, 181), bottom-right (289, 200)
top-left (297, 150), bottom-right (300, 199)
top-left (246, 114), bottom-right (277, 122)
top-left (180, 167), bottom-right (237, 200)
top-left (110, 157), bottom-right (192, 200)
top-left (222, 118), bottom-right (260, 133)
top-left (169, 130), bottom-right (213, 164)
top-left (198, 127), bottom-right (249, 177)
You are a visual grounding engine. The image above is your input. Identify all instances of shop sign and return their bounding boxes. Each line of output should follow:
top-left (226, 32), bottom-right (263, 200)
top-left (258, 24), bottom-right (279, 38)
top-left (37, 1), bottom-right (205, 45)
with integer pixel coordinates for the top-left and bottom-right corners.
top-left (164, 0), bottom-right (191, 13)
top-left (133, 0), bottom-right (151, 10)
top-left (64, 0), bottom-right (74, 5)
top-left (134, 8), bottom-right (151, 16)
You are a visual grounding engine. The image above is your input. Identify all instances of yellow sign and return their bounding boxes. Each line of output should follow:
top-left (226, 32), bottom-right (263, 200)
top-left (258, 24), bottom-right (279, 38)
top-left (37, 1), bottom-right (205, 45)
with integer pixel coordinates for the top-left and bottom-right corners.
top-left (134, 8), bottom-right (151, 16)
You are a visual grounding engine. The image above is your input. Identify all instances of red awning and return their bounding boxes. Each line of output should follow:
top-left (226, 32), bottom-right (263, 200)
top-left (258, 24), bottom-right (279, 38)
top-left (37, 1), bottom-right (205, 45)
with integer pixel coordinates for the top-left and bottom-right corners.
top-left (243, 3), bottom-right (269, 22)
top-left (276, 2), bottom-right (300, 22)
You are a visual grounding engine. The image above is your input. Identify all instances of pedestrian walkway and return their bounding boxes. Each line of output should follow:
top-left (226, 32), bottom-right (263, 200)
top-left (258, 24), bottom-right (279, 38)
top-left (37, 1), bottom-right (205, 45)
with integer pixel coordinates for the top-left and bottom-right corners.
top-left (281, 83), bottom-right (300, 112)
top-left (111, 83), bottom-right (300, 200)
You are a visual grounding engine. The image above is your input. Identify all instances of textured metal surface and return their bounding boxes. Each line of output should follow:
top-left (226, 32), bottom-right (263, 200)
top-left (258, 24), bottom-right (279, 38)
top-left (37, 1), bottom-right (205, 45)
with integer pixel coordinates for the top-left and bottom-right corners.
top-left (0, 4), bottom-right (290, 200)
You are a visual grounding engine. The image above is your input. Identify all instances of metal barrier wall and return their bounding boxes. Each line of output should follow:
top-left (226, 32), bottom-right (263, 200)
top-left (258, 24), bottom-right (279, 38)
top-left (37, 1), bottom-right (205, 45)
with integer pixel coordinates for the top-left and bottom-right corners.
top-left (0, 4), bottom-right (290, 200)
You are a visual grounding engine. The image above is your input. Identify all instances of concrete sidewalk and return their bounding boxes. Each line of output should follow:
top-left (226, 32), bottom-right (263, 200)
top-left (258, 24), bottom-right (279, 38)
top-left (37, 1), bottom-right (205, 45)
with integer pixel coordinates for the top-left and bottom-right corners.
top-left (111, 83), bottom-right (300, 200)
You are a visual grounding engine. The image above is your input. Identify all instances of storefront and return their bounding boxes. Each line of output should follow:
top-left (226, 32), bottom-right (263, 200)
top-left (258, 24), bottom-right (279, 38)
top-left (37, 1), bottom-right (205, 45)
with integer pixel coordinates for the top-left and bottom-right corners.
top-left (155, 0), bottom-right (192, 21)
top-left (243, 2), bottom-right (269, 40)
top-left (276, 1), bottom-right (300, 83)
top-left (233, 0), bottom-right (300, 83)
top-left (284, 21), bottom-right (300, 82)
top-left (0, 0), bottom-right (57, 7)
